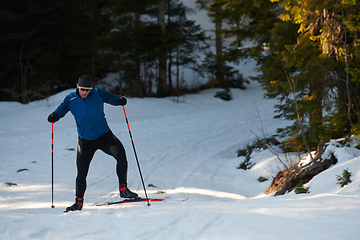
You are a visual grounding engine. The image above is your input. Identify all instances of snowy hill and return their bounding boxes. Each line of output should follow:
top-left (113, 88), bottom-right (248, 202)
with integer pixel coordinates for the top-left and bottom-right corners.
top-left (0, 81), bottom-right (359, 240)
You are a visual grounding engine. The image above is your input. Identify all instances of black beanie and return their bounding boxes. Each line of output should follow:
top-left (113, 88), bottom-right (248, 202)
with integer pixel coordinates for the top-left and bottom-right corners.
top-left (78, 75), bottom-right (93, 88)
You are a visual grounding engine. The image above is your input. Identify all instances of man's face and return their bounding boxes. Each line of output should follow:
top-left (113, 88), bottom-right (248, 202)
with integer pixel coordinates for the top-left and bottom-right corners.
top-left (77, 84), bottom-right (92, 99)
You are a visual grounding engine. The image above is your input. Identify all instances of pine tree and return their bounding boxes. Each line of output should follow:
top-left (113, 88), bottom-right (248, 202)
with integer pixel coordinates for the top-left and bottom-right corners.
top-left (204, 0), bottom-right (360, 147)
top-left (263, 0), bottom-right (360, 146)
top-left (205, 0), bottom-right (279, 89)
top-left (166, 0), bottom-right (208, 95)
top-left (97, 0), bottom-right (208, 97)
top-left (96, 0), bottom-right (160, 97)
top-left (158, 0), bottom-right (167, 97)
top-left (0, 0), bottom-right (108, 102)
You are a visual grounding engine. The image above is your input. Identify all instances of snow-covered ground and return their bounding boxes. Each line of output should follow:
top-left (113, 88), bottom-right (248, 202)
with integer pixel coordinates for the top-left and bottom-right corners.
top-left (0, 81), bottom-right (359, 240)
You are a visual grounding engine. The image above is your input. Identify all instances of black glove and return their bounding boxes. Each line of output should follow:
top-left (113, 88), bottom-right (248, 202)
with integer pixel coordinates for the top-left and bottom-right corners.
top-left (47, 113), bottom-right (57, 123)
top-left (118, 96), bottom-right (127, 106)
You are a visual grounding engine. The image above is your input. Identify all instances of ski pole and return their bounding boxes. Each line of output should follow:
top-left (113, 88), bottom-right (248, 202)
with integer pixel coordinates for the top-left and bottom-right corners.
top-left (51, 121), bottom-right (55, 209)
top-left (120, 96), bottom-right (150, 206)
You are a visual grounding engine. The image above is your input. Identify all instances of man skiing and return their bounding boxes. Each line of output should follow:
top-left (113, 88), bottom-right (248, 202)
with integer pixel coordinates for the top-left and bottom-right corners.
top-left (47, 75), bottom-right (138, 212)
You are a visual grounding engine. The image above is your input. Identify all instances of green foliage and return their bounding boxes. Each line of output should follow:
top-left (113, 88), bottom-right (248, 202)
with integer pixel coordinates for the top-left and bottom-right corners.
top-left (0, 0), bottom-right (111, 102)
top-left (258, 0), bottom-right (360, 149)
top-left (205, 0), bottom-right (277, 90)
top-left (96, 0), bottom-right (209, 97)
top-left (199, 52), bottom-right (248, 90)
top-left (237, 143), bottom-right (254, 170)
top-left (208, 0), bottom-right (279, 60)
top-left (351, 123), bottom-right (360, 138)
top-left (336, 168), bottom-right (353, 188)
top-left (0, 0), bottom-right (209, 101)
top-left (237, 138), bottom-right (282, 170)
top-left (215, 88), bottom-right (232, 101)
top-left (294, 180), bottom-right (309, 194)
top-left (206, 0), bottom-right (360, 151)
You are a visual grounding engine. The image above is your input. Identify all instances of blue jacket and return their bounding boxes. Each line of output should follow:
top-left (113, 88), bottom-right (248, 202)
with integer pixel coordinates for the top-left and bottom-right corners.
top-left (53, 88), bottom-right (121, 140)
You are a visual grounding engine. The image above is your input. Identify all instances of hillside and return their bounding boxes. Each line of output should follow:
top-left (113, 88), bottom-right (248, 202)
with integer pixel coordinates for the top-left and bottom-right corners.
top-left (0, 81), bottom-right (359, 240)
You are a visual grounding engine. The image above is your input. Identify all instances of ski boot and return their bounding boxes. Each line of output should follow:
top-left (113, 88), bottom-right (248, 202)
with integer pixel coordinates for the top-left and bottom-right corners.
top-left (64, 197), bottom-right (83, 212)
top-left (120, 184), bottom-right (138, 198)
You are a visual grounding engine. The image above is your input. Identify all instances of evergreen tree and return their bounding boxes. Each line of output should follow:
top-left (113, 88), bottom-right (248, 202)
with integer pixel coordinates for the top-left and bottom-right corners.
top-left (158, 0), bottom-right (167, 97)
top-left (166, 0), bottom-right (208, 95)
top-left (197, 0), bottom-right (226, 86)
top-left (261, 0), bottom-right (360, 147)
top-left (204, 0), bottom-right (279, 89)
top-left (96, 0), bottom-right (161, 97)
top-left (0, 0), bottom-right (108, 103)
top-left (97, 0), bottom-right (208, 97)
top-left (206, 0), bottom-right (360, 148)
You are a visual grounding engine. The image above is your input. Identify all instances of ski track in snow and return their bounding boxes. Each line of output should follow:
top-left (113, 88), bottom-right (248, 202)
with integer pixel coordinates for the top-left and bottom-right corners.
top-left (0, 82), bottom-right (359, 240)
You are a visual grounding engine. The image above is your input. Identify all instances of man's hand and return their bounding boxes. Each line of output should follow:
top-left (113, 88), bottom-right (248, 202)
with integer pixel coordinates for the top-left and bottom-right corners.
top-left (118, 96), bottom-right (127, 106)
top-left (47, 113), bottom-right (57, 123)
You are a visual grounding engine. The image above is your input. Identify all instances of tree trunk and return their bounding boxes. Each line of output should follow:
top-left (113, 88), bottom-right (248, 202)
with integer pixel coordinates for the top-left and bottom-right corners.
top-left (215, 7), bottom-right (225, 86)
top-left (265, 142), bottom-right (337, 196)
top-left (134, 10), bottom-right (143, 97)
top-left (308, 81), bottom-right (323, 143)
top-left (157, 0), bottom-right (167, 97)
top-left (176, 46), bottom-right (180, 99)
top-left (168, 50), bottom-right (173, 95)
top-left (167, 0), bottom-right (173, 95)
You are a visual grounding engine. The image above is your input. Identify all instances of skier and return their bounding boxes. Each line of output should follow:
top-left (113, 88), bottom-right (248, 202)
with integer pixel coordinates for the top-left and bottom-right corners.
top-left (47, 75), bottom-right (138, 212)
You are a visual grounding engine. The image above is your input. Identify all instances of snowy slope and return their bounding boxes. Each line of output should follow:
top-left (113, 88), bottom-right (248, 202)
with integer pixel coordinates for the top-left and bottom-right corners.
top-left (0, 81), bottom-right (359, 240)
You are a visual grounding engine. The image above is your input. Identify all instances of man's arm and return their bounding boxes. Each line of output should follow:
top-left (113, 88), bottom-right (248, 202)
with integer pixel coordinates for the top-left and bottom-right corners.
top-left (48, 95), bottom-right (71, 122)
top-left (97, 88), bottom-right (126, 106)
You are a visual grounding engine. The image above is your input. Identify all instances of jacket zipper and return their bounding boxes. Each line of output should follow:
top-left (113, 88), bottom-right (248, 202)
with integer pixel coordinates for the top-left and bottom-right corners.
top-left (84, 98), bottom-right (96, 139)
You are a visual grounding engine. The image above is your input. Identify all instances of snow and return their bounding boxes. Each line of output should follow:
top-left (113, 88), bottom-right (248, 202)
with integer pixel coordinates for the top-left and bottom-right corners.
top-left (0, 81), bottom-right (359, 240)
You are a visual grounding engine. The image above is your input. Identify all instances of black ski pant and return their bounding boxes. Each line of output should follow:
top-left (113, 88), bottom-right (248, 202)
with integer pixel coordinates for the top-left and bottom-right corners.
top-left (75, 131), bottom-right (127, 199)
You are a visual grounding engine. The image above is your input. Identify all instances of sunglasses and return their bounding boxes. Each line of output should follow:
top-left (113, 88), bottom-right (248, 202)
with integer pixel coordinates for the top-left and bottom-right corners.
top-left (78, 86), bottom-right (92, 92)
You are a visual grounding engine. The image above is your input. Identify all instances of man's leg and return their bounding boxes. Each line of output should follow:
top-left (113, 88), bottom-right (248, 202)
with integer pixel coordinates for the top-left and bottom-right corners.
top-left (100, 132), bottom-right (138, 198)
top-left (65, 137), bottom-right (96, 212)
top-left (76, 137), bottom-right (97, 199)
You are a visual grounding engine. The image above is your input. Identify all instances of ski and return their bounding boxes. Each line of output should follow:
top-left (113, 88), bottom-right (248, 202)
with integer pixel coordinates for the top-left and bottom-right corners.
top-left (96, 197), bottom-right (163, 206)
top-left (96, 197), bottom-right (189, 206)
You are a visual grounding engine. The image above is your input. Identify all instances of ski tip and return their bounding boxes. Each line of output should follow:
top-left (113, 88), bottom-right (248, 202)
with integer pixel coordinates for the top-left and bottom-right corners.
top-left (95, 201), bottom-right (111, 206)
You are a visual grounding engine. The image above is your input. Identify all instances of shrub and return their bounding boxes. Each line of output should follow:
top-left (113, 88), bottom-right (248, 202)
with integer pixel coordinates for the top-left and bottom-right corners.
top-left (336, 168), bottom-right (352, 188)
top-left (294, 180), bottom-right (309, 194)
top-left (238, 159), bottom-right (254, 170)
top-left (215, 88), bottom-right (232, 101)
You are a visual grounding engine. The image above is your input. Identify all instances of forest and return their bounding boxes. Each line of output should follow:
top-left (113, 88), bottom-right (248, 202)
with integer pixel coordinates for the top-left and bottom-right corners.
top-left (207, 0), bottom-right (360, 150)
top-left (1, 0), bottom-right (360, 150)
top-left (0, 0), bottom-right (214, 101)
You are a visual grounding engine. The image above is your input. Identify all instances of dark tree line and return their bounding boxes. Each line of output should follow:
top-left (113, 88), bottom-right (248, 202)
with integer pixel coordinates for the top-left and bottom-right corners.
top-left (0, 0), bottom-right (213, 102)
top-left (0, 0), bottom-right (108, 102)
top-left (96, 0), bottom-right (209, 97)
